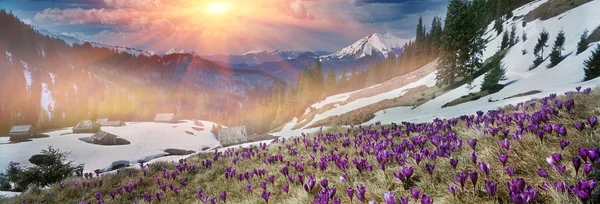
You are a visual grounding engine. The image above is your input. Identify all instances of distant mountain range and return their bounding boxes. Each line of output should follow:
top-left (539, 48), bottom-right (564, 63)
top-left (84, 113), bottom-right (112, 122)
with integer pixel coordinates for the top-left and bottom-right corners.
top-left (204, 32), bottom-right (409, 82)
top-left (44, 27), bottom-right (409, 83)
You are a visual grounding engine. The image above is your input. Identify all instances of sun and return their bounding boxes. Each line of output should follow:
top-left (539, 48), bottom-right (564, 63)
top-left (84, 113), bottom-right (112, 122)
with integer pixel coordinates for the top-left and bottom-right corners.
top-left (207, 2), bottom-right (229, 14)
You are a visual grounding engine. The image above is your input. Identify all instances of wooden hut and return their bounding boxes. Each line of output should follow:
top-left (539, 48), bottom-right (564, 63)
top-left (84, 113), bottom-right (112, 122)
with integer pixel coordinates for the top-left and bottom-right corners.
top-left (154, 113), bottom-right (175, 123)
top-left (217, 126), bottom-right (248, 146)
top-left (73, 120), bottom-right (101, 133)
top-left (9, 125), bottom-right (36, 140)
top-left (91, 131), bottom-right (118, 145)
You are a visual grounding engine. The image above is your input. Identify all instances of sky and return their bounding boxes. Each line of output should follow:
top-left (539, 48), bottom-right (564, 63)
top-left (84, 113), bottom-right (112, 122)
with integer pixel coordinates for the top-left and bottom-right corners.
top-left (0, 0), bottom-right (449, 55)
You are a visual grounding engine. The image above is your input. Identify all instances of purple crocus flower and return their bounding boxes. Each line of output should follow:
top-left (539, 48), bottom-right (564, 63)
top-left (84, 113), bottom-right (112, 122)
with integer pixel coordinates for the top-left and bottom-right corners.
top-left (94, 191), bottom-right (102, 200)
top-left (410, 189), bottom-right (421, 202)
top-left (470, 152), bottom-right (478, 164)
top-left (584, 163), bottom-right (594, 177)
top-left (383, 191), bottom-right (397, 204)
top-left (110, 191), bottom-right (116, 199)
top-left (450, 159), bottom-right (458, 169)
top-left (448, 184), bottom-right (457, 196)
top-left (589, 116), bottom-right (597, 129)
top-left (173, 187), bottom-right (180, 195)
top-left (420, 195), bottom-right (433, 204)
top-left (469, 172), bottom-right (478, 190)
top-left (357, 184), bottom-right (367, 202)
top-left (505, 167), bottom-right (515, 177)
top-left (282, 184), bottom-right (289, 193)
top-left (261, 191), bottom-right (271, 203)
top-left (332, 198), bottom-right (341, 204)
top-left (575, 122), bottom-right (584, 132)
top-left (156, 192), bottom-right (163, 201)
top-left (467, 139), bottom-right (477, 150)
top-left (485, 180), bottom-right (497, 197)
top-left (321, 178), bottom-right (328, 188)
top-left (425, 164), bottom-right (435, 176)
top-left (260, 181), bottom-right (268, 191)
top-left (220, 192), bottom-right (227, 203)
top-left (498, 139), bottom-right (510, 151)
top-left (268, 175), bottom-right (275, 184)
top-left (246, 184), bottom-right (253, 192)
top-left (573, 156), bottom-right (582, 175)
top-left (559, 140), bottom-right (570, 150)
top-left (536, 168), bottom-right (548, 178)
top-left (456, 172), bottom-right (468, 190)
top-left (347, 187), bottom-right (355, 202)
top-left (498, 154), bottom-right (508, 166)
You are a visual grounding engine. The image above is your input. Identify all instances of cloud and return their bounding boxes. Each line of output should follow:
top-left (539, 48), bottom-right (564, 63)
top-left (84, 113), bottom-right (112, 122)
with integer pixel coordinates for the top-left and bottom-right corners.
top-left (28, 0), bottom-right (447, 54)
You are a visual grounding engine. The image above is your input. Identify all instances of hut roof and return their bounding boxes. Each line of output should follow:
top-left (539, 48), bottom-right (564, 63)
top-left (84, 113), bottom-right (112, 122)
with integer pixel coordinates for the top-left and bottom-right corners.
top-left (10, 125), bottom-right (33, 133)
top-left (92, 131), bottom-right (116, 141)
top-left (99, 121), bottom-right (123, 126)
top-left (154, 113), bottom-right (175, 122)
top-left (74, 120), bottom-right (95, 129)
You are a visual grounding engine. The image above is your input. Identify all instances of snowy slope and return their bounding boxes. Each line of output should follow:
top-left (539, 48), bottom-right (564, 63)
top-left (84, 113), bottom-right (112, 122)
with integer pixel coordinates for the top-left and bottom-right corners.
top-left (272, 0), bottom-right (600, 137)
top-left (0, 120), bottom-right (221, 173)
top-left (325, 32), bottom-right (408, 59)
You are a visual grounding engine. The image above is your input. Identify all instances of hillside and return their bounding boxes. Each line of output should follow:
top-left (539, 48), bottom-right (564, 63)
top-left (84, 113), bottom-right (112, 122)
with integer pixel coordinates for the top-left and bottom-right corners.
top-left (3, 83), bottom-right (599, 204)
top-left (0, 10), bottom-right (283, 134)
top-left (272, 0), bottom-right (600, 137)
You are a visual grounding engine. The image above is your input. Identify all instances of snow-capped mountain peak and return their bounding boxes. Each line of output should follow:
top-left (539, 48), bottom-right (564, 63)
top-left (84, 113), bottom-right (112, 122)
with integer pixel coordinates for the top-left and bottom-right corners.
top-left (326, 32), bottom-right (408, 59)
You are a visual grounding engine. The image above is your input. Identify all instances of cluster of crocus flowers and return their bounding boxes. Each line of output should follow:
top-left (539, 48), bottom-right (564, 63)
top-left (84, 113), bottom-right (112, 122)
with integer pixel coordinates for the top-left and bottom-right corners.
top-left (30, 86), bottom-right (600, 204)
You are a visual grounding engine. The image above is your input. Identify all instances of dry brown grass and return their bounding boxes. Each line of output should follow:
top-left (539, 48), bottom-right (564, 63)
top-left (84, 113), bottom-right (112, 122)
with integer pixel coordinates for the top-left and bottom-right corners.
top-left (524, 0), bottom-right (592, 22)
top-left (3, 88), bottom-right (600, 204)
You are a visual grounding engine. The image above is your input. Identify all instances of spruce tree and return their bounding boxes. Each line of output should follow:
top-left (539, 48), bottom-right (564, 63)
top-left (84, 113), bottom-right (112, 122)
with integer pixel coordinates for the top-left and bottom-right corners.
top-left (549, 29), bottom-right (566, 68)
top-left (509, 24), bottom-right (518, 45)
top-left (501, 30), bottom-right (510, 50)
top-left (437, 0), bottom-right (470, 86)
top-left (325, 67), bottom-right (336, 94)
top-left (584, 44), bottom-right (600, 81)
top-left (480, 54), bottom-right (507, 93)
top-left (533, 29), bottom-right (549, 67)
top-left (494, 18), bottom-right (503, 35)
top-left (577, 30), bottom-right (589, 55)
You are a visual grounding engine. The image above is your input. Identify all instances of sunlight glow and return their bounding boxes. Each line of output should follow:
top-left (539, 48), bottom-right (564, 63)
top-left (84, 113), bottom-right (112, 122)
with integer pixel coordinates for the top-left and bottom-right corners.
top-left (207, 2), bottom-right (229, 14)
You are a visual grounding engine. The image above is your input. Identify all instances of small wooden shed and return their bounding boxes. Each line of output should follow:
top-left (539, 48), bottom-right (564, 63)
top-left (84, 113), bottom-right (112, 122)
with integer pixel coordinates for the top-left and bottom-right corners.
top-left (73, 120), bottom-right (101, 133)
top-left (154, 113), bottom-right (175, 123)
top-left (217, 126), bottom-right (248, 146)
top-left (91, 131), bottom-right (118, 145)
top-left (9, 125), bottom-right (36, 139)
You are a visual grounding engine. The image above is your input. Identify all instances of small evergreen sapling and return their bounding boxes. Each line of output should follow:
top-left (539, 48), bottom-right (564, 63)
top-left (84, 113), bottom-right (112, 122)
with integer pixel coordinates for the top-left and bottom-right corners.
top-left (549, 29), bottom-right (566, 68)
top-left (533, 29), bottom-right (549, 67)
top-left (481, 54), bottom-right (507, 93)
top-left (577, 30), bottom-right (589, 55)
top-left (584, 44), bottom-right (600, 81)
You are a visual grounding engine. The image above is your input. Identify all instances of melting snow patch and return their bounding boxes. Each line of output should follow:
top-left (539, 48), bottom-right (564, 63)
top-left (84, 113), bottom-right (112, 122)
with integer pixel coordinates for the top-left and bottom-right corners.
top-left (21, 61), bottom-right (32, 91)
top-left (41, 83), bottom-right (55, 119)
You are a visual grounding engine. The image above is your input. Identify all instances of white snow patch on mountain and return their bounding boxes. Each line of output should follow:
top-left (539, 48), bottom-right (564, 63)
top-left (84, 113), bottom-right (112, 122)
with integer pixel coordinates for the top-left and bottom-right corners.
top-left (41, 83), bottom-right (55, 119)
top-left (21, 61), bottom-right (32, 91)
top-left (49, 72), bottom-right (56, 84)
top-left (4, 51), bottom-right (11, 64)
top-left (326, 32), bottom-right (408, 59)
